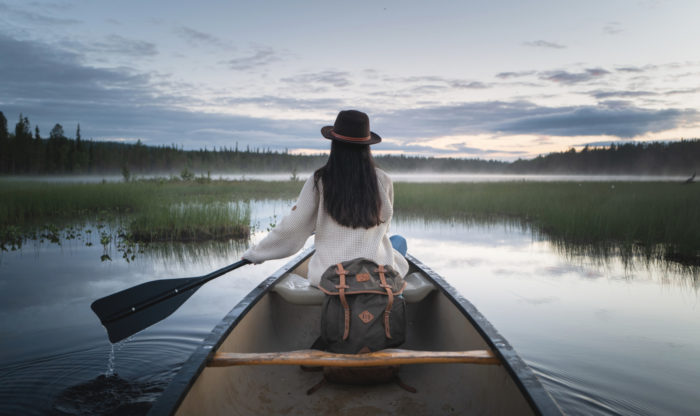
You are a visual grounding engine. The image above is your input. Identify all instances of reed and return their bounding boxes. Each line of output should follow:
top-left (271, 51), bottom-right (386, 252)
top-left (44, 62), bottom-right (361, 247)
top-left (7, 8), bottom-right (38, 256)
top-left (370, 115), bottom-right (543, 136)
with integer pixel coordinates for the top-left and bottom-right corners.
top-left (129, 202), bottom-right (251, 242)
top-left (394, 181), bottom-right (700, 263)
top-left (0, 179), bottom-right (301, 226)
top-left (2, 179), bottom-right (698, 263)
top-left (0, 179), bottom-right (301, 244)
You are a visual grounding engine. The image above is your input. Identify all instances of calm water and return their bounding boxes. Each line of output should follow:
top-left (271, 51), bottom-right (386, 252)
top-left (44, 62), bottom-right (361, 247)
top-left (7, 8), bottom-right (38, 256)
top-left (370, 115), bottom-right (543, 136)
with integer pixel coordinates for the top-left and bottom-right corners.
top-left (1, 200), bottom-right (699, 415)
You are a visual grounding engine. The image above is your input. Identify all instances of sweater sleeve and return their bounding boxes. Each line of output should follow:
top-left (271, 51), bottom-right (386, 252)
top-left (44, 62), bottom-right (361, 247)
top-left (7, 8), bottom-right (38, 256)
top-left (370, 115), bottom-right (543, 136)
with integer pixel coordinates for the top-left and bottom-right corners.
top-left (242, 175), bottom-right (318, 263)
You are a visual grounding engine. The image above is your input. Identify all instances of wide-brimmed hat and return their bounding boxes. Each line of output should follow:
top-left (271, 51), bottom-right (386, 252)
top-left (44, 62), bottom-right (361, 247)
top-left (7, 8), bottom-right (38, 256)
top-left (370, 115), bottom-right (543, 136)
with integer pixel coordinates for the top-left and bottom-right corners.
top-left (321, 110), bottom-right (381, 145)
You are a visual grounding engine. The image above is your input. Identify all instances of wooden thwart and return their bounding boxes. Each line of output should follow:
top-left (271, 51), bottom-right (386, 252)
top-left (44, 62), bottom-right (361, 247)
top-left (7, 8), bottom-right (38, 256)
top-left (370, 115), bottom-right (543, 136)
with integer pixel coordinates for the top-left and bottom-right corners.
top-left (208, 348), bottom-right (500, 367)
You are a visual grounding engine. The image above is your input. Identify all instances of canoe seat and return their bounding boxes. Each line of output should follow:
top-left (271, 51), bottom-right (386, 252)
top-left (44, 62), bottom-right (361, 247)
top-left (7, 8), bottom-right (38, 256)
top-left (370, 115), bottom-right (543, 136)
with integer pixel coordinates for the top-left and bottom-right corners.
top-left (272, 271), bottom-right (436, 305)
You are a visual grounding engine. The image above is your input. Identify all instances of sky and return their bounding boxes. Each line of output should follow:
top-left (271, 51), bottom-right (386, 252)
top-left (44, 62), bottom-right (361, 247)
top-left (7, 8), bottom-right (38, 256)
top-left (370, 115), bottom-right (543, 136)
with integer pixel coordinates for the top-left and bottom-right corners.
top-left (1, 0), bottom-right (700, 161)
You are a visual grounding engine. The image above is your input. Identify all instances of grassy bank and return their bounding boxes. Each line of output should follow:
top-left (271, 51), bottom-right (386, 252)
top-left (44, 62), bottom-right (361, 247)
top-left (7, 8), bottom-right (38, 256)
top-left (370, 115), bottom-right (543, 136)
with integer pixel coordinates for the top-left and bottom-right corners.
top-left (395, 181), bottom-right (700, 263)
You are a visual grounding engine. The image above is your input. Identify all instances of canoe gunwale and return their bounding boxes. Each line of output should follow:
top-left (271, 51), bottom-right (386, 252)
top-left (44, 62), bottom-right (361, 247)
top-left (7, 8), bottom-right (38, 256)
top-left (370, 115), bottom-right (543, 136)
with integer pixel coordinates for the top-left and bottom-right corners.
top-left (405, 253), bottom-right (562, 416)
top-left (147, 247), bottom-right (316, 416)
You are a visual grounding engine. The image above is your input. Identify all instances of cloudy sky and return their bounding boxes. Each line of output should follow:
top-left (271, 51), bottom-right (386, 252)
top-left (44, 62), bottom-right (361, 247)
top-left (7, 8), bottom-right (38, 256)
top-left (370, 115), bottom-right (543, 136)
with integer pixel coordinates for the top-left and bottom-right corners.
top-left (1, 0), bottom-right (699, 160)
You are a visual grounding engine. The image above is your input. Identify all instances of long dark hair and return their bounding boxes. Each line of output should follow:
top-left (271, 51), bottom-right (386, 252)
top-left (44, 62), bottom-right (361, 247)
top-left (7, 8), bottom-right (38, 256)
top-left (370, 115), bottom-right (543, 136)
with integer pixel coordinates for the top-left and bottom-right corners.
top-left (314, 140), bottom-right (382, 229)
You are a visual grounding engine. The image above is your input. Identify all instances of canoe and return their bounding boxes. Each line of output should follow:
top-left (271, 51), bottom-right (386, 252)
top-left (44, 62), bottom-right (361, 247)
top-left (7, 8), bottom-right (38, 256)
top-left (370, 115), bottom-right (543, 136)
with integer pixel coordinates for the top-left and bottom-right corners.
top-left (149, 247), bottom-right (562, 415)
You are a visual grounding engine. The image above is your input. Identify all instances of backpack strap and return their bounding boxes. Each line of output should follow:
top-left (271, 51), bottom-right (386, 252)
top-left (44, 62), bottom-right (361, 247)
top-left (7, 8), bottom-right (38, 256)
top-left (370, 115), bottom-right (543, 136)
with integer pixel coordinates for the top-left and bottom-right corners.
top-left (335, 263), bottom-right (350, 340)
top-left (376, 265), bottom-right (394, 339)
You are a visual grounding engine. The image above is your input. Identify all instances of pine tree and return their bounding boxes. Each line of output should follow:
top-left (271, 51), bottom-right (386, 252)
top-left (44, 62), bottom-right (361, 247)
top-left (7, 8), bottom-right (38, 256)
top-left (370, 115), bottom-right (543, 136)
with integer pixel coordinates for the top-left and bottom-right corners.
top-left (0, 112), bottom-right (7, 173)
top-left (50, 123), bottom-right (65, 139)
top-left (76, 124), bottom-right (82, 150)
top-left (0, 111), bottom-right (7, 140)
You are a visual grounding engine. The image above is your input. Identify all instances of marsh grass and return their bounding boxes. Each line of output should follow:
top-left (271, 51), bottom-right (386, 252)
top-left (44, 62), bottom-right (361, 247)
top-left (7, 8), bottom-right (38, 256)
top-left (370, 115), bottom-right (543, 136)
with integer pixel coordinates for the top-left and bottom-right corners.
top-left (395, 181), bottom-right (700, 264)
top-left (2, 179), bottom-right (699, 266)
top-left (0, 179), bottom-right (301, 247)
top-left (0, 179), bottom-right (301, 226)
top-left (129, 202), bottom-right (251, 242)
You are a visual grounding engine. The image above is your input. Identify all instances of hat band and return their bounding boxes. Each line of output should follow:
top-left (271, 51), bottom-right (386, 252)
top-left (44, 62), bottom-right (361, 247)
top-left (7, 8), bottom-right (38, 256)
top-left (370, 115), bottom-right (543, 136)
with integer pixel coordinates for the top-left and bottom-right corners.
top-left (331, 131), bottom-right (371, 142)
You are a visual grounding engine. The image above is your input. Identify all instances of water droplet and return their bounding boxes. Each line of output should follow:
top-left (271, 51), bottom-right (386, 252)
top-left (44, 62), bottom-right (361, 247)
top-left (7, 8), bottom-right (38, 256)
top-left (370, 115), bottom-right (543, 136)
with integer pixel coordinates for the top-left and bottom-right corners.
top-left (106, 344), bottom-right (115, 377)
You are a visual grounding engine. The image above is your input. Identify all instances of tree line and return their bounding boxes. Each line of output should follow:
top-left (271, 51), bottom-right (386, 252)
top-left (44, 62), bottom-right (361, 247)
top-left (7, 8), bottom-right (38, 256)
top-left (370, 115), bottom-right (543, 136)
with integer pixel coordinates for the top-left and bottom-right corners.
top-left (1, 111), bottom-right (698, 175)
top-left (510, 141), bottom-right (699, 175)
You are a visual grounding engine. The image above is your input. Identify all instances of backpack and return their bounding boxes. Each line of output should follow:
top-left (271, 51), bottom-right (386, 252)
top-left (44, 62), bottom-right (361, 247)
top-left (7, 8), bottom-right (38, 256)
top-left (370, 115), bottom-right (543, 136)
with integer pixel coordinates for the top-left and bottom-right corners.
top-left (307, 259), bottom-right (415, 394)
top-left (318, 259), bottom-right (407, 354)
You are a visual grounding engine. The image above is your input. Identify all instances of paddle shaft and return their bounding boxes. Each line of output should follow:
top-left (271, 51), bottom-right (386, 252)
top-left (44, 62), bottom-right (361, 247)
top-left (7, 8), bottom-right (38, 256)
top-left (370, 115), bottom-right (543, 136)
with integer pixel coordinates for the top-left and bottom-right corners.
top-left (102, 259), bottom-right (250, 324)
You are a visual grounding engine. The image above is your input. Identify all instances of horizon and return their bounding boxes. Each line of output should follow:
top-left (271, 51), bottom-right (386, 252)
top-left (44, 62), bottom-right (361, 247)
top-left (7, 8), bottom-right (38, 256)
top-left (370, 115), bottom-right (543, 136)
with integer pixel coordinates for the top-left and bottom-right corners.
top-left (2, 1), bottom-right (700, 161)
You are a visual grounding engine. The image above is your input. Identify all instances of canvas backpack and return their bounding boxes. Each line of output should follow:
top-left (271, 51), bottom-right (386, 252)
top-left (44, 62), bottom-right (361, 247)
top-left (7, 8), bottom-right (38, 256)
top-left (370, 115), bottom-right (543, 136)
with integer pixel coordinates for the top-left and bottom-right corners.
top-left (305, 258), bottom-right (416, 394)
top-left (317, 258), bottom-right (407, 354)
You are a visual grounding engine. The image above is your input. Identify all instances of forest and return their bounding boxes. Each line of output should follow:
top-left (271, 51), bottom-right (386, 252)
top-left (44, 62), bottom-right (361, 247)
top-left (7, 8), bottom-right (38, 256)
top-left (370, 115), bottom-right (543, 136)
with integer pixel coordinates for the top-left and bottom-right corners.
top-left (1, 111), bottom-right (698, 175)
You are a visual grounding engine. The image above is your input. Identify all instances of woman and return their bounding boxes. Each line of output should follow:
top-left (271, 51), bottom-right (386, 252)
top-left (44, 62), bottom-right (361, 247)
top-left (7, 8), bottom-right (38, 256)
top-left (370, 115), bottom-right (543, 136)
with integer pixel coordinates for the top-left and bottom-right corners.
top-left (242, 110), bottom-right (408, 286)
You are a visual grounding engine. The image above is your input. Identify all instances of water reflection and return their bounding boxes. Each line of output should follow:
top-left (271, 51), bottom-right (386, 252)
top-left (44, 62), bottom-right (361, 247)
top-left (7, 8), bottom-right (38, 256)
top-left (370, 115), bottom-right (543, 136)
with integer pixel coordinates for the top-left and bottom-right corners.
top-left (393, 219), bottom-right (700, 416)
top-left (1, 199), bottom-right (699, 415)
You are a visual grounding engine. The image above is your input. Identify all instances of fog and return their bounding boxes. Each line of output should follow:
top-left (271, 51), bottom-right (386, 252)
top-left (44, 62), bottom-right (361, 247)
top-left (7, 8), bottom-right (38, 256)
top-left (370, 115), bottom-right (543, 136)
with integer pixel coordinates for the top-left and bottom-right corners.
top-left (1, 172), bottom-right (691, 183)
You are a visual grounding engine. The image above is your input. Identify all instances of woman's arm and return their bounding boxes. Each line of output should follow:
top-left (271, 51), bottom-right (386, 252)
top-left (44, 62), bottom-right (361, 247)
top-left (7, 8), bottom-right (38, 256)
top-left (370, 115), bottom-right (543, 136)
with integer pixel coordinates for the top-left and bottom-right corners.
top-left (242, 175), bottom-right (318, 263)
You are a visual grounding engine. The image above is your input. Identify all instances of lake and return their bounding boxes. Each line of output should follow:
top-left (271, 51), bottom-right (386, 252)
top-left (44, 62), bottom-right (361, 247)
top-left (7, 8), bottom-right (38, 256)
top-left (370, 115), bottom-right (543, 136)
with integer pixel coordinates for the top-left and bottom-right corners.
top-left (1, 198), bottom-right (699, 415)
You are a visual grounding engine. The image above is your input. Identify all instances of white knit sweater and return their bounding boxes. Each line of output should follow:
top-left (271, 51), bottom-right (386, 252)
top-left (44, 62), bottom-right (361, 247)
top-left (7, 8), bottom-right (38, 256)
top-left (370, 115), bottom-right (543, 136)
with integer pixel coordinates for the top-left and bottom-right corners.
top-left (242, 169), bottom-right (409, 286)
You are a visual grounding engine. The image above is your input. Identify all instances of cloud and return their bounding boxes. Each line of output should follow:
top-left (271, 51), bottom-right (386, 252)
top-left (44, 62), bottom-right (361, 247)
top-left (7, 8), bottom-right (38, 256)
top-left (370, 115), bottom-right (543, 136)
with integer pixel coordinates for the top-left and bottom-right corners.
top-left (667, 87), bottom-right (700, 95)
top-left (0, 2), bottom-right (81, 25)
top-left (1, 33), bottom-right (697, 158)
top-left (578, 141), bottom-right (620, 147)
top-left (0, 33), bottom-right (318, 149)
top-left (450, 145), bottom-right (528, 156)
top-left (174, 26), bottom-right (230, 49)
top-left (389, 75), bottom-right (490, 89)
top-left (615, 65), bottom-right (656, 73)
top-left (539, 68), bottom-right (610, 84)
top-left (523, 40), bottom-right (566, 49)
top-left (376, 101), bottom-right (699, 139)
top-left (224, 46), bottom-right (281, 71)
top-left (64, 35), bottom-right (158, 58)
top-left (281, 70), bottom-right (352, 88)
top-left (0, 33), bottom-right (152, 102)
top-left (497, 106), bottom-right (696, 137)
top-left (597, 100), bottom-right (635, 108)
top-left (221, 95), bottom-right (344, 111)
top-left (588, 90), bottom-right (657, 99)
top-left (448, 80), bottom-right (489, 89)
top-left (603, 22), bottom-right (623, 35)
top-left (495, 70), bottom-right (536, 79)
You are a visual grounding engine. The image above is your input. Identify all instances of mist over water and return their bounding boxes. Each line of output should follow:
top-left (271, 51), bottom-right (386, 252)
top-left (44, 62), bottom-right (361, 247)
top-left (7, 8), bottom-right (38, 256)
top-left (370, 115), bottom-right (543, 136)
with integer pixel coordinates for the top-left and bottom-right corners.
top-left (2, 172), bottom-right (691, 183)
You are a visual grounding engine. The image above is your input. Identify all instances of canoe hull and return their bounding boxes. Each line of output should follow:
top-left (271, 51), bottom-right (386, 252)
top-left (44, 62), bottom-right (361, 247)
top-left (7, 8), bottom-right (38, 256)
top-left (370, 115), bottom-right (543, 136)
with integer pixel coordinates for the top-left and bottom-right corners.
top-left (149, 248), bottom-right (561, 415)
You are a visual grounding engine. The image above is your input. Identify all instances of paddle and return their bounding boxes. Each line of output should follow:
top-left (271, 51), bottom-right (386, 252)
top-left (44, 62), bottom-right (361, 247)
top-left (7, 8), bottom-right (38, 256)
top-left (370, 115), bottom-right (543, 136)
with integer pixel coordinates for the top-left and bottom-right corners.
top-left (91, 259), bottom-right (251, 343)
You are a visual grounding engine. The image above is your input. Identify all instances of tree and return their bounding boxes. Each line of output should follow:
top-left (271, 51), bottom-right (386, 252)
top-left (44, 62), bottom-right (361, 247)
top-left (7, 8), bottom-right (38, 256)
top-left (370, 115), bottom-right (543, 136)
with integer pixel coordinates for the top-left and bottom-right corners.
top-left (0, 111), bottom-right (7, 140)
top-left (50, 124), bottom-right (65, 139)
top-left (0, 112), bottom-right (7, 173)
top-left (15, 114), bottom-right (31, 139)
top-left (76, 124), bottom-right (81, 148)
top-left (12, 114), bottom-right (34, 173)
top-left (48, 123), bottom-right (68, 172)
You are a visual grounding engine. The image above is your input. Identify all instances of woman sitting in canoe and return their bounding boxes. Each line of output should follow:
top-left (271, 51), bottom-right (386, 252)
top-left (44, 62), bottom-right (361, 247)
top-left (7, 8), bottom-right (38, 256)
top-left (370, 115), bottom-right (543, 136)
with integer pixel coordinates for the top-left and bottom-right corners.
top-left (242, 109), bottom-right (408, 287)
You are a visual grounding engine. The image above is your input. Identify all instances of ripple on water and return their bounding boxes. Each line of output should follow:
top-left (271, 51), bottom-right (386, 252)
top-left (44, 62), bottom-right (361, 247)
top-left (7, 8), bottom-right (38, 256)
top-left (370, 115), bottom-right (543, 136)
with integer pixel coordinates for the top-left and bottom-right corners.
top-left (0, 331), bottom-right (205, 416)
top-left (530, 362), bottom-right (650, 416)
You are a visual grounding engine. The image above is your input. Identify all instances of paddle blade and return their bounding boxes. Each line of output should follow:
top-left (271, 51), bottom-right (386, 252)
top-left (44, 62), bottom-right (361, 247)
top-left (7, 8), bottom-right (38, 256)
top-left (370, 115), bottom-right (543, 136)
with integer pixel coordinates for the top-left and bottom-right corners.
top-left (91, 277), bottom-right (201, 343)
